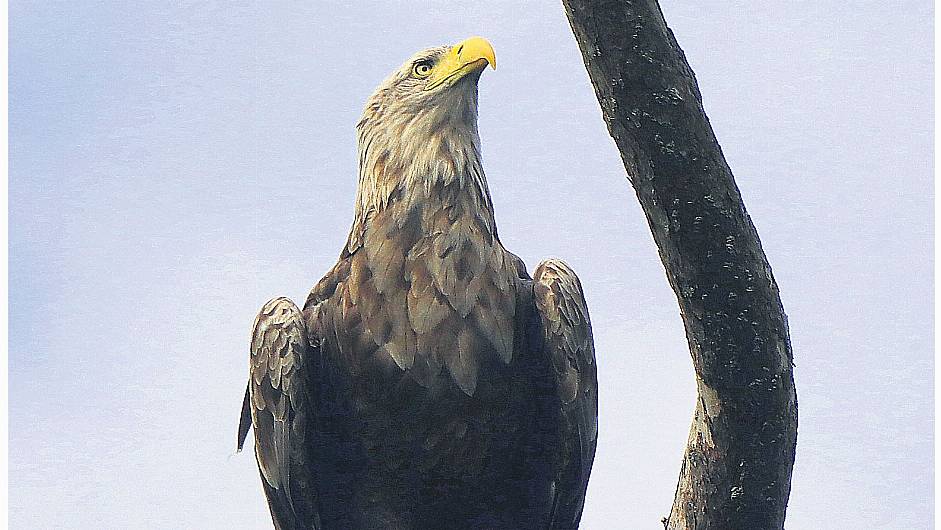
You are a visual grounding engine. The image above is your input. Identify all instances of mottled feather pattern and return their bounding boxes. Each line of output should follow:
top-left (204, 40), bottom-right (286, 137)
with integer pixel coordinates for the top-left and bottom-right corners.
top-left (334, 175), bottom-right (518, 394)
top-left (533, 259), bottom-right (599, 527)
top-left (239, 297), bottom-right (319, 530)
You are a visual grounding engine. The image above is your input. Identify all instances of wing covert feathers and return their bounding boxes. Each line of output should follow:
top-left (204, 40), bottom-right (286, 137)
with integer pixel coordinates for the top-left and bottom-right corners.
top-left (533, 259), bottom-right (599, 529)
top-left (241, 297), bottom-right (319, 530)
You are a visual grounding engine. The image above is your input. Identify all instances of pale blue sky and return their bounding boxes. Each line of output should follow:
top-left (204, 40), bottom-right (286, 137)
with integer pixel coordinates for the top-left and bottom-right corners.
top-left (10, 2), bottom-right (933, 528)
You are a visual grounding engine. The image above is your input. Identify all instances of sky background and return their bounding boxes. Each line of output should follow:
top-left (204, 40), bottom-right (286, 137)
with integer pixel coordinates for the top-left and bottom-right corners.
top-left (9, 1), bottom-right (933, 528)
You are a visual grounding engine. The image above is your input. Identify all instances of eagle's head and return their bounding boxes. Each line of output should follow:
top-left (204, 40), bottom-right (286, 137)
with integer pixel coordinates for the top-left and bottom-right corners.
top-left (355, 37), bottom-right (497, 215)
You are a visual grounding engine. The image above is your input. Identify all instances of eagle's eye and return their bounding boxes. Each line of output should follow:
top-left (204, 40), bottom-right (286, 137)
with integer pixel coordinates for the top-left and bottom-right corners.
top-left (413, 61), bottom-right (433, 77)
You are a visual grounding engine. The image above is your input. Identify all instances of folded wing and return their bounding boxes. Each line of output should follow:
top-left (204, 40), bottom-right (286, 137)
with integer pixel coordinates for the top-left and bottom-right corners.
top-left (533, 259), bottom-right (599, 529)
top-left (238, 297), bottom-right (319, 530)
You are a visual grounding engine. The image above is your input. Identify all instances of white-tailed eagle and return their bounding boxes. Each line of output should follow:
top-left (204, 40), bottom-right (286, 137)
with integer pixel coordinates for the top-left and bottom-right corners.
top-left (238, 37), bottom-right (598, 530)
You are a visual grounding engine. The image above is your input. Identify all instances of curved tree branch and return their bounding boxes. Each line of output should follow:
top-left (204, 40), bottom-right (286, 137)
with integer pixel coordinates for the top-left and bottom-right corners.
top-left (561, 1), bottom-right (798, 528)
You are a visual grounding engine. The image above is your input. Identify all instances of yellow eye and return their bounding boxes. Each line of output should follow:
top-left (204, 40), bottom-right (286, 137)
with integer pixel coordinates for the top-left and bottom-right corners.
top-left (413, 61), bottom-right (433, 77)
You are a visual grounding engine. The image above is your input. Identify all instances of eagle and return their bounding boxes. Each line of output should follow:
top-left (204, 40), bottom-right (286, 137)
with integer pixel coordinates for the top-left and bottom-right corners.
top-left (238, 37), bottom-right (598, 530)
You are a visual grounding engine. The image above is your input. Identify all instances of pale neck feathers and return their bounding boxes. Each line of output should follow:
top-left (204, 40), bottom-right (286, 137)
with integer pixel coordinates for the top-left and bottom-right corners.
top-left (353, 79), bottom-right (495, 227)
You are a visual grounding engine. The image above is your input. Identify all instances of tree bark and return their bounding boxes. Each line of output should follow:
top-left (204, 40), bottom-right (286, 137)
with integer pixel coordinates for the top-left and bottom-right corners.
top-left (561, 2), bottom-right (798, 528)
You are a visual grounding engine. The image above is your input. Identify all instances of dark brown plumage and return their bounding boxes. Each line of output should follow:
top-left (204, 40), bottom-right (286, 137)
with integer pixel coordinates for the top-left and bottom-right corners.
top-left (238, 37), bottom-right (597, 529)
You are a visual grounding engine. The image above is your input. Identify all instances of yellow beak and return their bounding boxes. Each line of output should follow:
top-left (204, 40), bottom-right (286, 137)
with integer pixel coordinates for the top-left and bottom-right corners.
top-left (425, 36), bottom-right (496, 91)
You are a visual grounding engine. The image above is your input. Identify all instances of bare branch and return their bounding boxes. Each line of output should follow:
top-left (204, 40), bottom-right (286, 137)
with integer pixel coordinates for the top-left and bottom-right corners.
top-left (561, 1), bottom-right (798, 528)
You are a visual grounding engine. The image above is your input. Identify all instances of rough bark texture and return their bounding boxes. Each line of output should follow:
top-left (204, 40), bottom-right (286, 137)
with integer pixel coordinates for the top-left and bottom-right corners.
top-left (561, 1), bottom-right (798, 528)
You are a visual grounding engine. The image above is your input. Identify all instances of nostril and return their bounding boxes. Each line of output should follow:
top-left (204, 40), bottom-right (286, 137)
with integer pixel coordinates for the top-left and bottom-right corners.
top-left (456, 45), bottom-right (464, 55)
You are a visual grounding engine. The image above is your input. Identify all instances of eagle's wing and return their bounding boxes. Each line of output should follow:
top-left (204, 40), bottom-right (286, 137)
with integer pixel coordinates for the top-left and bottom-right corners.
top-left (532, 259), bottom-right (599, 529)
top-left (238, 297), bottom-right (319, 530)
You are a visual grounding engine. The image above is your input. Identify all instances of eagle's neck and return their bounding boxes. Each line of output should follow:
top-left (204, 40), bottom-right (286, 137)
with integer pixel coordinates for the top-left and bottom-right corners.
top-left (353, 97), bottom-right (496, 234)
